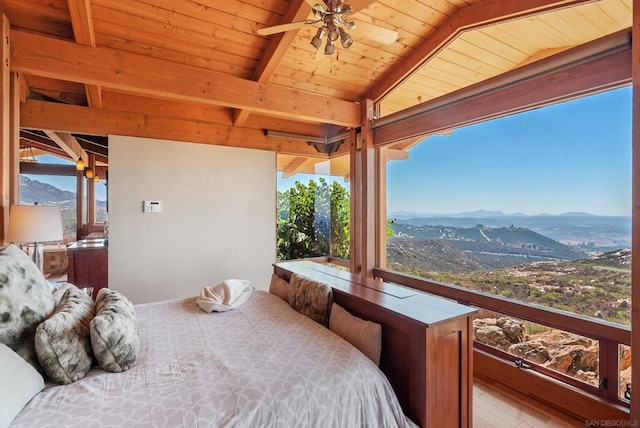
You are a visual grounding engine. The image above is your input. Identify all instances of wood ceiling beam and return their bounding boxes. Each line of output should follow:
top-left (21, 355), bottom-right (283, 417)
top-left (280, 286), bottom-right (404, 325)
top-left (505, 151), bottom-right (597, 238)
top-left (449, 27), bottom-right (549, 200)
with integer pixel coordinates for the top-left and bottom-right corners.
top-left (21, 100), bottom-right (331, 158)
top-left (100, 90), bottom-right (328, 136)
top-left (282, 157), bottom-right (308, 178)
top-left (234, 0), bottom-right (377, 127)
top-left (11, 30), bottom-right (360, 127)
top-left (18, 72), bottom-right (28, 103)
top-left (234, 0), bottom-right (313, 127)
top-left (373, 43), bottom-right (631, 145)
top-left (365, 0), bottom-right (599, 103)
top-left (43, 130), bottom-right (89, 164)
top-left (67, 0), bottom-right (102, 108)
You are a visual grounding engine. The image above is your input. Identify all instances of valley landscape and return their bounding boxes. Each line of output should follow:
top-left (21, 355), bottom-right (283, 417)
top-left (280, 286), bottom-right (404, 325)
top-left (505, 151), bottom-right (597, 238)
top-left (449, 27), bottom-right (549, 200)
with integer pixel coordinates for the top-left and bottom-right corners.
top-left (388, 212), bottom-right (631, 325)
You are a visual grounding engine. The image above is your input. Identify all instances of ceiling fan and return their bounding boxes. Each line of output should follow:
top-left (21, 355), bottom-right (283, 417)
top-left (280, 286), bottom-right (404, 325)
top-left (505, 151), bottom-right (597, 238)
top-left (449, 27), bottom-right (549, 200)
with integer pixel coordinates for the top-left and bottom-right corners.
top-left (257, 0), bottom-right (398, 56)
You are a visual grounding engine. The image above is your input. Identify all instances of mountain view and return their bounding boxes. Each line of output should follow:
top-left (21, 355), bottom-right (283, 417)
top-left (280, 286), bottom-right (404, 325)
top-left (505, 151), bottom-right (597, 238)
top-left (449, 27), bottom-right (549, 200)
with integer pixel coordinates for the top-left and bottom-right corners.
top-left (387, 212), bottom-right (631, 326)
top-left (387, 211), bottom-right (631, 392)
top-left (20, 175), bottom-right (108, 232)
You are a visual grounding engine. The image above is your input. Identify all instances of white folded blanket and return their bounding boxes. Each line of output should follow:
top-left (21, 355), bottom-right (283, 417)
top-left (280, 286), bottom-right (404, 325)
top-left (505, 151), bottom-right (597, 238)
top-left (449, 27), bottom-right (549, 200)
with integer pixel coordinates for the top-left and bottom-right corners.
top-left (196, 279), bottom-right (254, 313)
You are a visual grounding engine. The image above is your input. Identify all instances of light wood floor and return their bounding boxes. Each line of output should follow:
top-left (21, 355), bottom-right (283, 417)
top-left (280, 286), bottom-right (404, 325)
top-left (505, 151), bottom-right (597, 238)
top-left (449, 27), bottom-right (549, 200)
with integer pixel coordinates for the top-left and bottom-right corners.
top-left (474, 380), bottom-right (584, 427)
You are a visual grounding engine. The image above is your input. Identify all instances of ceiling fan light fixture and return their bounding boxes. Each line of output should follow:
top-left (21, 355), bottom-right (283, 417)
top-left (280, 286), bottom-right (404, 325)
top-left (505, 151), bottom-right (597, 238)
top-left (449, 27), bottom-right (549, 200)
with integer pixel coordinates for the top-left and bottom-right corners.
top-left (327, 26), bottom-right (339, 42)
top-left (339, 27), bottom-right (353, 48)
top-left (340, 5), bottom-right (353, 14)
top-left (311, 27), bottom-right (326, 49)
top-left (324, 40), bottom-right (336, 55)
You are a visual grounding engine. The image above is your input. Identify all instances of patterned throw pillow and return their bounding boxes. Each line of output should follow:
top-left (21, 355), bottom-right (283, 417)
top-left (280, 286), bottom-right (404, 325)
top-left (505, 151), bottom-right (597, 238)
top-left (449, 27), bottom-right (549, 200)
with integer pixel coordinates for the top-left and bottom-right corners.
top-left (268, 274), bottom-right (290, 302)
top-left (288, 273), bottom-right (333, 327)
top-left (0, 245), bottom-right (55, 370)
top-left (330, 303), bottom-right (382, 366)
top-left (35, 286), bottom-right (95, 384)
top-left (90, 288), bottom-right (139, 372)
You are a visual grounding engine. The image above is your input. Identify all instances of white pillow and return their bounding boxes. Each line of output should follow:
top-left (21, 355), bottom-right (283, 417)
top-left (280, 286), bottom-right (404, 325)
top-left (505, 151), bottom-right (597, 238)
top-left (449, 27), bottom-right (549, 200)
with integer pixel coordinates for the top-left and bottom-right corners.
top-left (0, 343), bottom-right (45, 427)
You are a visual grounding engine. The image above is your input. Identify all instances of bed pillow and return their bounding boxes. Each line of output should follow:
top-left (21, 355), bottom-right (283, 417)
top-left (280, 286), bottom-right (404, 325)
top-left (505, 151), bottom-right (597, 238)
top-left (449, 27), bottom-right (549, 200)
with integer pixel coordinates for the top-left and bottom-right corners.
top-left (0, 244), bottom-right (56, 370)
top-left (330, 303), bottom-right (382, 366)
top-left (268, 274), bottom-right (290, 302)
top-left (0, 343), bottom-right (45, 428)
top-left (35, 286), bottom-right (95, 384)
top-left (288, 273), bottom-right (333, 327)
top-left (90, 288), bottom-right (139, 372)
top-left (52, 282), bottom-right (75, 306)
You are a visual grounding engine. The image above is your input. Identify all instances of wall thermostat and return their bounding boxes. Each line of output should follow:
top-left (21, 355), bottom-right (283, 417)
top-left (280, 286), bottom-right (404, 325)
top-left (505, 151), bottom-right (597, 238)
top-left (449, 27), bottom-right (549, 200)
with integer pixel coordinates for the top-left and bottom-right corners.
top-left (143, 200), bottom-right (162, 213)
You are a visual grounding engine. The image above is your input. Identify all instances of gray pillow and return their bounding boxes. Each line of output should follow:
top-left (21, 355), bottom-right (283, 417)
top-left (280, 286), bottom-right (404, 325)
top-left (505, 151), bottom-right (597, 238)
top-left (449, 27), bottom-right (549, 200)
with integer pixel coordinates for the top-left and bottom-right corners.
top-left (0, 343), bottom-right (44, 428)
top-left (0, 244), bottom-right (55, 370)
top-left (90, 288), bottom-right (139, 372)
top-left (288, 273), bottom-right (333, 327)
top-left (35, 286), bottom-right (95, 384)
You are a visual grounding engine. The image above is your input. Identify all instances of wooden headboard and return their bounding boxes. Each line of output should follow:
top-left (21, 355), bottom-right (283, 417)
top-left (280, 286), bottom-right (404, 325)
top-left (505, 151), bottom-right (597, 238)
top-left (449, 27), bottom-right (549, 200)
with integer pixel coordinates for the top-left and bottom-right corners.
top-left (273, 260), bottom-right (476, 428)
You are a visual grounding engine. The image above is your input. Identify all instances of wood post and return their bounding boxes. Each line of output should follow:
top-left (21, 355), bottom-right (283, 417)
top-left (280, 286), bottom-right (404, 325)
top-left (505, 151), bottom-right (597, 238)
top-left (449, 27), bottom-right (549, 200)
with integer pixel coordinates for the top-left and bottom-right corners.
top-left (350, 99), bottom-right (376, 277)
top-left (0, 15), bottom-right (10, 245)
top-left (76, 169), bottom-right (84, 241)
top-left (9, 72), bottom-right (19, 206)
top-left (87, 153), bottom-right (95, 225)
top-left (631, 0), bottom-right (639, 422)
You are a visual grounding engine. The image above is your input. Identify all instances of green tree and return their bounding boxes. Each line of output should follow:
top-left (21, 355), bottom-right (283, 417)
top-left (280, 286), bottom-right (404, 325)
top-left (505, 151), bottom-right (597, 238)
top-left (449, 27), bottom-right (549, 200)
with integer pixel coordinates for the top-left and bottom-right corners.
top-left (277, 178), bottom-right (350, 260)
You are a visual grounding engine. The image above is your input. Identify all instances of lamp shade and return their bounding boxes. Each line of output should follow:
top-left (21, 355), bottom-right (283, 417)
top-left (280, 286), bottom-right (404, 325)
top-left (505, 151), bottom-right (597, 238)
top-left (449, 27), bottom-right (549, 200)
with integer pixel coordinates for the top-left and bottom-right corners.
top-left (7, 205), bottom-right (64, 243)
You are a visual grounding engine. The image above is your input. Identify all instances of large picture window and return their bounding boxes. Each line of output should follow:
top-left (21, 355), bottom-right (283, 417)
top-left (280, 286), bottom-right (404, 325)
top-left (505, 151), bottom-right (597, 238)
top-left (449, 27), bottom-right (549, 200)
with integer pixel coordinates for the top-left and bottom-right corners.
top-left (385, 86), bottom-right (631, 393)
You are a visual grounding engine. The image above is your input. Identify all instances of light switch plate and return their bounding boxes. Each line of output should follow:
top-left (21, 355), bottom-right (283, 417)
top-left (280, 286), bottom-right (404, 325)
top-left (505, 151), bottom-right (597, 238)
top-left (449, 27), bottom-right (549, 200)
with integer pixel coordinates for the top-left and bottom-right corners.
top-left (143, 200), bottom-right (162, 213)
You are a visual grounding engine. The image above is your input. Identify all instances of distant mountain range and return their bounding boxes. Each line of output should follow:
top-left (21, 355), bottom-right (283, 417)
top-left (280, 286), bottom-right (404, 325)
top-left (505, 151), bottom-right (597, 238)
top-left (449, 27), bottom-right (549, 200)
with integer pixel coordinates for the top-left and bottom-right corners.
top-left (20, 175), bottom-right (76, 205)
top-left (20, 176), bottom-right (105, 207)
top-left (390, 211), bottom-right (630, 251)
top-left (389, 209), bottom-right (611, 219)
top-left (19, 176), bottom-right (108, 230)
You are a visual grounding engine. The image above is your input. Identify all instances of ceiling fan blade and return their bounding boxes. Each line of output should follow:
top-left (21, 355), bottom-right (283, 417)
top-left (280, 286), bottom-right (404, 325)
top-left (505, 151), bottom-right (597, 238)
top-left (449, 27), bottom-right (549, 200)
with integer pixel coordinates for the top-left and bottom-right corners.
top-left (346, 0), bottom-right (377, 14)
top-left (257, 20), bottom-right (315, 36)
top-left (303, 0), bottom-right (326, 13)
top-left (314, 46), bottom-right (324, 61)
top-left (353, 21), bottom-right (398, 45)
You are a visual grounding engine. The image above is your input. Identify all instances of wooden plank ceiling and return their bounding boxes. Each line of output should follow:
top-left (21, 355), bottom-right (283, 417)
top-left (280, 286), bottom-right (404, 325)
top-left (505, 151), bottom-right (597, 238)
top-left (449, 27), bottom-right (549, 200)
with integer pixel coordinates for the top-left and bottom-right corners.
top-left (2, 0), bottom-right (632, 180)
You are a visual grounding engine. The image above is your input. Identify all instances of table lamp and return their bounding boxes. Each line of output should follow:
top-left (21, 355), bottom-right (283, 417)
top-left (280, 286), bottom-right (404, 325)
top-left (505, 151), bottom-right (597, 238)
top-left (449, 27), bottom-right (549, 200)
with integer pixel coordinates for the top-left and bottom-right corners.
top-left (7, 204), bottom-right (64, 272)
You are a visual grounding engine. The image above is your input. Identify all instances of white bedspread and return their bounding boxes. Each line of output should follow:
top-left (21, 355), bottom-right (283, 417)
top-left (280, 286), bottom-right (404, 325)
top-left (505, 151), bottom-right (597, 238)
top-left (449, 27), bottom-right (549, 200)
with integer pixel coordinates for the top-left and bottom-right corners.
top-left (12, 291), bottom-right (416, 427)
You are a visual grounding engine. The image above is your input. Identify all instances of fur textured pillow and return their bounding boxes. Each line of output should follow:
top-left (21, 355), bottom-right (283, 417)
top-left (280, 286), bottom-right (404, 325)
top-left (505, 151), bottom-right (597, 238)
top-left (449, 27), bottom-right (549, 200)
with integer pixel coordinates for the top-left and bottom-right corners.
top-left (90, 288), bottom-right (139, 372)
top-left (330, 303), bottom-right (382, 366)
top-left (288, 273), bottom-right (333, 327)
top-left (0, 244), bottom-right (55, 371)
top-left (268, 274), bottom-right (290, 302)
top-left (35, 286), bottom-right (95, 384)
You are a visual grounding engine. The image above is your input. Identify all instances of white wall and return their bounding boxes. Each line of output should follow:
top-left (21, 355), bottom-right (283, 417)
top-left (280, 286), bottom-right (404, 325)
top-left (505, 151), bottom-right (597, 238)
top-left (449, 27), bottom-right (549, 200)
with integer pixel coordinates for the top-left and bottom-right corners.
top-left (108, 135), bottom-right (276, 304)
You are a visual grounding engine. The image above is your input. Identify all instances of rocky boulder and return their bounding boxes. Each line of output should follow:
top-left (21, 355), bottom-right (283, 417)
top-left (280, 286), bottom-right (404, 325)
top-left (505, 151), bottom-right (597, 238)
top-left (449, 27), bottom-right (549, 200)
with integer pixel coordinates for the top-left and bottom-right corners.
top-left (473, 317), bottom-right (525, 351)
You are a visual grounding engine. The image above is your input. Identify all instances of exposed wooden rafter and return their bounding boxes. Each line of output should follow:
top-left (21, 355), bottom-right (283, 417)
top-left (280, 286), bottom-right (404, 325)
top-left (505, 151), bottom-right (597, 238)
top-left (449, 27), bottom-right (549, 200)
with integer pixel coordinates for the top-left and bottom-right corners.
top-left (22, 100), bottom-right (332, 158)
top-left (43, 129), bottom-right (89, 164)
top-left (10, 30), bottom-right (360, 127)
top-left (365, 0), bottom-right (601, 103)
top-left (234, 0), bottom-right (378, 128)
top-left (67, 0), bottom-right (102, 108)
top-left (17, 72), bottom-right (28, 104)
top-left (282, 157), bottom-right (308, 178)
top-left (234, 0), bottom-right (313, 127)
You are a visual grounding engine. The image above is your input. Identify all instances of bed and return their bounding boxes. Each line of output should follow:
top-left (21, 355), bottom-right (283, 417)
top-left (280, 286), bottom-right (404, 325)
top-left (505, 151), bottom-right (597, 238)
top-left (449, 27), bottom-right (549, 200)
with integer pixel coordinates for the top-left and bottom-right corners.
top-left (9, 288), bottom-right (415, 427)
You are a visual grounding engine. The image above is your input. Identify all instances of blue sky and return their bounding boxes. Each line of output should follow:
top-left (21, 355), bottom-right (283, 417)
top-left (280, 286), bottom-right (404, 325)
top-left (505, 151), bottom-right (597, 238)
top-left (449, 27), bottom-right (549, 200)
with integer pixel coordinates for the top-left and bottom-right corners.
top-left (24, 155), bottom-right (107, 201)
top-left (386, 86), bottom-right (632, 217)
top-left (278, 87), bottom-right (631, 217)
